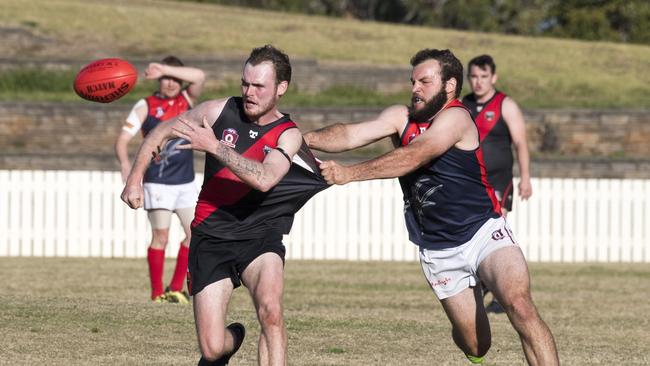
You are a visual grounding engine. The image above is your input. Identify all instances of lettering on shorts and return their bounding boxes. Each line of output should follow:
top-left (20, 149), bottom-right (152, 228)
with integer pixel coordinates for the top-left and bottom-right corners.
top-left (491, 229), bottom-right (504, 241)
top-left (430, 277), bottom-right (452, 288)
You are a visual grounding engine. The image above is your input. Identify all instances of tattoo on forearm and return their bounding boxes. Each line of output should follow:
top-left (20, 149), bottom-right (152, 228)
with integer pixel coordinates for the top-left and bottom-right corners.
top-left (216, 143), bottom-right (267, 185)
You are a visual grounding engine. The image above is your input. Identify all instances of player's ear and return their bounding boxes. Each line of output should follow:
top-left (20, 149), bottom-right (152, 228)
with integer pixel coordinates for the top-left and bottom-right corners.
top-left (445, 77), bottom-right (457, 95)
top-left (276, 80), bottom-right (289, 98)
top-left (491, 73), bottom-right (498, 85)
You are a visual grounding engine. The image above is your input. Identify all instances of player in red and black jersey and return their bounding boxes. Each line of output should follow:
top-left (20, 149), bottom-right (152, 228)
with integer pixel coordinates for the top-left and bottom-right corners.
top-left (463, 55), bottom-right (532, 215)
top-left (121, 45), bottom-right (327, 366)
top-left (115, 56), bottom-right (205, 304)
top-left (305, 49), bottom-right (558, 365)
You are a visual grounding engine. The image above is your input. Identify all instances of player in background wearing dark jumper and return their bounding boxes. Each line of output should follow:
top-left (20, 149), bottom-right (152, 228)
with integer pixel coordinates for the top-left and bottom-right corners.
top-left (462, 54), bottom-right (532, 314)
top-left (304, 49), bottom-right (558, 365)
top-left (115, 56), bottom-right (205, 303)
top-left (121, 45), bottom-right (327, 366)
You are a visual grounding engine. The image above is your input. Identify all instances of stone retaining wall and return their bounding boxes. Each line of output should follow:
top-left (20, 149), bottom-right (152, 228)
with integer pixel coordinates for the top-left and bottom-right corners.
top-left (1, 102), bottom-right (649, 178)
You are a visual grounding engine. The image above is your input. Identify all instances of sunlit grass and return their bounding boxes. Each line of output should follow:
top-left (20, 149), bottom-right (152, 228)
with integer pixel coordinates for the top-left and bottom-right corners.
top-left (1, 0), bottom-right (649, 108)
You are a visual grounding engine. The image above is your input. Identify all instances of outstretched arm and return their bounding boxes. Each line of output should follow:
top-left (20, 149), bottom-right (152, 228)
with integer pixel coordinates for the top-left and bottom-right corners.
top-left (120, 99), bottom-right (227, 209)
top-left (172, 116), bottom-right (302, 192)
top-left (304, 105), bottom-right (407, 153)
top-left (320, 108), bottom-right (473, 185)
top-left (502, 97), bottom-right (532, 200)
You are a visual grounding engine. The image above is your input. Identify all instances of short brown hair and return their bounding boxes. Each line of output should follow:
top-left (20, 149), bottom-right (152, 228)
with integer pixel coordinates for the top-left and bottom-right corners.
top-left (246, 45), bottom-right (292, 85)
top-left (410, 49), bottom-right (463, 98)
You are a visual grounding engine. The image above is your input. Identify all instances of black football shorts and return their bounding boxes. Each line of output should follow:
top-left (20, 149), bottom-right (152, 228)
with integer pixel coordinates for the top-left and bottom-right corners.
top-left (187, 232), bottom-right (286, 296)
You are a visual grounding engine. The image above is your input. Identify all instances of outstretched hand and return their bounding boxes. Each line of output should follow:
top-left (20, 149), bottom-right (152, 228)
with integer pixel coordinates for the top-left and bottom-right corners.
top-left (172, 116), bottom-right (218, 154)
top-left (320, 160), bottom-right (352, 185)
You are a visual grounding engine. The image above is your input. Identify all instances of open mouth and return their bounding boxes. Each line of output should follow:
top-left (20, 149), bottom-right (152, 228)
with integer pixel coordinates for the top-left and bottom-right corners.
top-left (412, 95), bottom-right (425, 105)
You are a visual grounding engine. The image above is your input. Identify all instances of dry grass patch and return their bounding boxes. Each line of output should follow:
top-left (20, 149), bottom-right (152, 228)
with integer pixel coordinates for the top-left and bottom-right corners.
top-left (1, 258), bottom-right (649, 365)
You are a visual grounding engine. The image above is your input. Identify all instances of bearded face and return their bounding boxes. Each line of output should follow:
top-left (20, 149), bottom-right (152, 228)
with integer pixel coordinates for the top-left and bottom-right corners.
top-left (408, 82), bottom-right (448, 123)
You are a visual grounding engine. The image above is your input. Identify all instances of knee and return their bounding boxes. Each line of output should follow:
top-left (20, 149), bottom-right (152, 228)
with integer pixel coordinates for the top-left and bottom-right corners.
top-left (150, 231), bottom-right (170, 249)
top-left (504, 294), bottom-right (538, 322)
top-left (257, 301), bottom-right (283, 330)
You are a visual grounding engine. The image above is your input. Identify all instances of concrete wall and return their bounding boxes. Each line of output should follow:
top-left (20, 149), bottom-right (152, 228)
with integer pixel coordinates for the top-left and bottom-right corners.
top-left (1, 102), bottom-right (649, 178)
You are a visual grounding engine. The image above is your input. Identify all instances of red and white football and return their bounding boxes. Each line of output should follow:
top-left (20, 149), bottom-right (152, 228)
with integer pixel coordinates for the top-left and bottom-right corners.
top-left (73, 58), bottom-right (138, 103)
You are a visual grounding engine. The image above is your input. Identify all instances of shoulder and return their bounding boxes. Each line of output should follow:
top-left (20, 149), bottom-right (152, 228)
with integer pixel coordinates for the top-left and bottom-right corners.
top-left (381, 104), bottom-right (409, 116)
top-left (501, 96), bottom-right (523, 117)
top-left (378, 104), bottom-right (409, 124)
top-left (132, 98), bottom-right (147, 111)
top-left (436, 105), bottom-right (473, 128)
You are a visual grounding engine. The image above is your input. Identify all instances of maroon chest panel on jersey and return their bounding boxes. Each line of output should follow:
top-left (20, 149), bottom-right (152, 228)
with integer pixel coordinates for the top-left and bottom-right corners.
top-left (475, 92), bottom-right (506, 142)
top-left (400, 99), bottom-right (470, 146)
top-left (192, 116), bottom-right (297, 228)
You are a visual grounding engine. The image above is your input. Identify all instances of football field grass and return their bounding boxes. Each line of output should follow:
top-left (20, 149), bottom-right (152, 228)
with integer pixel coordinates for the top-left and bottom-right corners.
top-left (1, 257), bottom-right (649, 365)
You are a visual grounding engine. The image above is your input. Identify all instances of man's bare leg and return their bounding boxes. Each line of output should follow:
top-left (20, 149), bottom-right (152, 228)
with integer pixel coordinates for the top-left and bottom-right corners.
top-left (242, 252), bottom-right (286, 366)
top-left (480, 246), bottom-right (559, 366)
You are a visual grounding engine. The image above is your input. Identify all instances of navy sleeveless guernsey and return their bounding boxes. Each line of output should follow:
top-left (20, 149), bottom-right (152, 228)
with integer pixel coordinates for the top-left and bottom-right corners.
top-left (141, 92), bottom-right (195, 185)
top-left (462, 91), bottom-right (513, 187)
top-left (398, 99), bottom-right (501, 250)
top-left (192, 97), bottom-right (328, 240)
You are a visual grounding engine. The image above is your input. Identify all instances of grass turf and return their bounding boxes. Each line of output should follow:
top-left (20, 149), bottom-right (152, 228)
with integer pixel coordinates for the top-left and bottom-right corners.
top-left (1, 257), bottom-right (649, 365)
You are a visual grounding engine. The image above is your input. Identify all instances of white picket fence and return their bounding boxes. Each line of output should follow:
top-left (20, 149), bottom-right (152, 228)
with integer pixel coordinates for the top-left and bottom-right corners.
top-left (1, 170), bottom-right (649, 262)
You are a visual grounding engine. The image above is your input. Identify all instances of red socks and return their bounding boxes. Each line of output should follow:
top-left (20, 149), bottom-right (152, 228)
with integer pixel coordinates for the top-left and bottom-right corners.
top-left (169, 244), bottom-right (189, 292)
top-left (147, 247), bottom-right (166, 299)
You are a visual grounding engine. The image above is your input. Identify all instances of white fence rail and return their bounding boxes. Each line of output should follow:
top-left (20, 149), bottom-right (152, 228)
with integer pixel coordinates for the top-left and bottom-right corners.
top-left (1, 170), bottom-right (649, 262)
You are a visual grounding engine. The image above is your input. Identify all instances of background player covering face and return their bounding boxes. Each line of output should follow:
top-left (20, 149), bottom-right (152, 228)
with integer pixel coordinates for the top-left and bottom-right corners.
top-left (115, 56), bottom-right (205, 303)
top-left (121, 45), bottom-right (327, 366)
top-left (303, 49), bottom-right (559, 365)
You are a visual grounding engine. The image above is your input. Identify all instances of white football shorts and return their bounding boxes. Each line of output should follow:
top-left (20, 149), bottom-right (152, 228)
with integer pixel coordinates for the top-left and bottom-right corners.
top-left (419, 217), bottom-right (518, 300)
top-left (143, 182), bottom-right (198, 211)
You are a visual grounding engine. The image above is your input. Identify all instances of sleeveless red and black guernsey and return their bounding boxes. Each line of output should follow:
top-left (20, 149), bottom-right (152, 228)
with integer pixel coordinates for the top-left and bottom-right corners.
top-left (141, 92), bottom-right (194, 185)
top-left (192, 97), bottom-right (329, 240)
top-left (398, 99), bottom-right (501, 250)
top-left (462, 91), bottom-right (513, 191)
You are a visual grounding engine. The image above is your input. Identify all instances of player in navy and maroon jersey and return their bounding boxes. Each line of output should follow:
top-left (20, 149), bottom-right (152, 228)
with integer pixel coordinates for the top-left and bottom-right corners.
top-left (115, 56), bottom-right (205, 304)
top-left (462, 55), bottom-right (533, 314)
top-left (462, 55), bottom-right (532, 216)
top-left (121, 45), bottom-right (327, 366)
top-left (305, 49), bottom-right (558, 365)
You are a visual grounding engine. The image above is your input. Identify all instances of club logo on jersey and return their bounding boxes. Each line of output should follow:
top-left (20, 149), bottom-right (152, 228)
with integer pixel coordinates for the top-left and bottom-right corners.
top-left (221, 128), bottom-right (239, 148)
top-left (419, 126), bottom-right (427, 133)
top-left (486, 111), bottom-right (495, 121)
top-left (491, 229), bottom-right (505, 241)
top-left (263, 145), bottom-right (272, 155)
top-left (249, 130), bottom-right (259, 139)
top-left (155, 106), bottom-right (164, 118)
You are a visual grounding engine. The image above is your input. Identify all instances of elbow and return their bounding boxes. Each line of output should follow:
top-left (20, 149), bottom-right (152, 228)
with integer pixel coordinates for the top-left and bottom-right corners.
top-left (255, 174), bottom-right (281, 193)
top-left (194, 70), bottom-right (206, 86)
top-left (256, 181), bottom-right (273, 193)
top-left (303, 132), bottom-right (313, 148)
